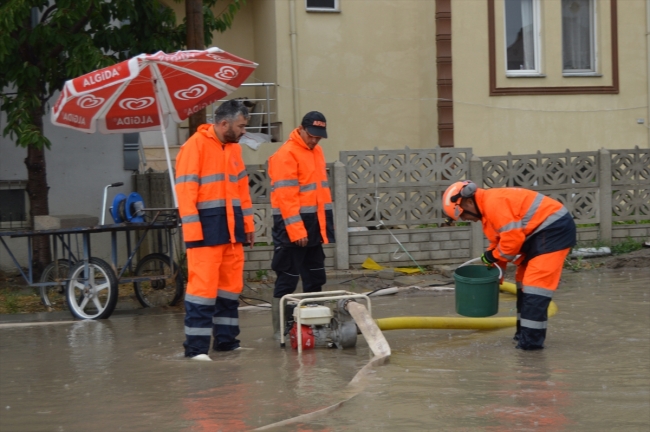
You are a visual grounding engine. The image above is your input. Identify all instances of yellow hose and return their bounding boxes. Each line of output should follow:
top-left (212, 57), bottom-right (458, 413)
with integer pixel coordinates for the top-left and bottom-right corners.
top-left (375, 281), bottom-right (558, 331)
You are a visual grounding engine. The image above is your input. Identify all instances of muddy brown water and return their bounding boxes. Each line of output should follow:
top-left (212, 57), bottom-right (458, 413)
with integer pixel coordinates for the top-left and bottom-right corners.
top-left (1, 268), bottom-right (648, 431)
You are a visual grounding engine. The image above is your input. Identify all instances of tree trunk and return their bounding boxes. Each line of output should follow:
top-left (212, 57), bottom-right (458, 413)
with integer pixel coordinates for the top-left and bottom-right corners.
top-left (24, 104), bottom-right (51, 275)
top-left (186, 0), bottom-right (206, 136)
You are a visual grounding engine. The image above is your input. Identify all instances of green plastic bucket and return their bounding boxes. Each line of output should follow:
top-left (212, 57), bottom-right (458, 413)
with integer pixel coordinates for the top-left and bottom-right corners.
top-left (453, 265), bottom-right (500, 317)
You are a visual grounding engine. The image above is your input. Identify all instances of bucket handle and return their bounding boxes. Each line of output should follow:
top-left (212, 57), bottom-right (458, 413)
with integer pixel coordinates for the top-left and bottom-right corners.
top-left (458, 257), bottom-right (503, 280)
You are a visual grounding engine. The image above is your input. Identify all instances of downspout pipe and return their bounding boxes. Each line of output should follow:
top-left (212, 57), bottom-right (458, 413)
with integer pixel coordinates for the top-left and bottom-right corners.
top-left (647, 0), bottom-right (650, 147)
top-left (289, 0), bottom-right (300, 126)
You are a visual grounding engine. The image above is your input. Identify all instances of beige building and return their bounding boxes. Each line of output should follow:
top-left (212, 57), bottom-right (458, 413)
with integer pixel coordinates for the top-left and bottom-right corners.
top-left (160, 0), bottom-right (649, 164)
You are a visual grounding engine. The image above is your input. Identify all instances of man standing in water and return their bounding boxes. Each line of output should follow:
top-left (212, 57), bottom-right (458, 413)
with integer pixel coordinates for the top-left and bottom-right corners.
top-left (442, 181), bottom-right (576, 350)
top-left (175, 99), bottom-right (255, 360)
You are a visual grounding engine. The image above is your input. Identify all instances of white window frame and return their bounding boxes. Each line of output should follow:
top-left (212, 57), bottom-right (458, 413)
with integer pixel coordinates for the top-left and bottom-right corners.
top-left (562, 0), bottom-right (598, 76)
top-left (305, 0), bottom-right (340, 13)
top-left (503, 0), bottom-right (543, 77)
top-left (0, 180), bottom-right (30, 229)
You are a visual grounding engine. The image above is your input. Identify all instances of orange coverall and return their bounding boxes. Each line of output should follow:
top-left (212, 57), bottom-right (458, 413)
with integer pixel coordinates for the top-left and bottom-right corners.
top-left (474, 187), bottom-right (576, 350)
top-left (175, 124), bottom-right (254, 356)
top-left (268, 128), bottom-right (335, 298)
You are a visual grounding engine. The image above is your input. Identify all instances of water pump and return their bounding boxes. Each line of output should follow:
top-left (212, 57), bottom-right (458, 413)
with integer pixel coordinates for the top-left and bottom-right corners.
top-left (279, 291), bottom-right (372, 353)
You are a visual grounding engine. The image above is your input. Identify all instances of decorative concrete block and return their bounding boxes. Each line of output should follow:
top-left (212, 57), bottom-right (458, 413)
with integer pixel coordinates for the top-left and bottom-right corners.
top-left (34, 214), bottom-right (99, 230)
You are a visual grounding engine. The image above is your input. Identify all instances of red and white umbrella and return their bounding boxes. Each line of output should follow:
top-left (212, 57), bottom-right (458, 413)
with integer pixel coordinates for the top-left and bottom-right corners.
top-left (51, 47), bottom-right (257, 206)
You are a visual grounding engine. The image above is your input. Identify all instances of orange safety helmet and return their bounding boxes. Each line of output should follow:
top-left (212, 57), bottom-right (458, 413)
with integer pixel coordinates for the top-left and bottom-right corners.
top-left (442, 180), bottom-right (478, 220)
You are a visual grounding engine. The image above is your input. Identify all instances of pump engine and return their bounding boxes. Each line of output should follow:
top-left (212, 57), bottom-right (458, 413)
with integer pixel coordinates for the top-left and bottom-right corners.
top-left (285, 299), bottom-right (358, 351)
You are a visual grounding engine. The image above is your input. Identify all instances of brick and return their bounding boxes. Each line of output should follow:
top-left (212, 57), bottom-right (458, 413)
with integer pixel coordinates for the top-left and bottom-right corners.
top-left (431, 232), bottom-right (451, 242)
top-left (358, 245), bottom-right (380, 255)
top-left (391, 234), bottom-right (410, 243)
top-left (247, 251), bottom-right (271, 261)
top-left (410, 232), bottom-right (429, 242)
top-left (420, 242), bottom-right (441, 251)
top-left (431, 250), bottom-right (452, 260)
top-left (451, 249), bottom-right (470, 258)
top-left (578, 231), bottom-right (598, 241)
top-left (369, 234), bottom-right (391, 245)
top-left (629, 228), bottom-right (648, 237)
top-left (442, 240), bottom-right (461, 250)
top-left (244, 261), bottom-right (261, 271)
top-left (451, 231), bottom-right (469, 240)
top-left (349, 235), bottom-right (369, 246)
top-left (379, 243), bottom-right (400, 253)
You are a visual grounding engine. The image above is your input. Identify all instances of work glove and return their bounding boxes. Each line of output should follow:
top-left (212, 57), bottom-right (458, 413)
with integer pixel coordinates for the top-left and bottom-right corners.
top-left (481, 250), bottom-right (497, 266)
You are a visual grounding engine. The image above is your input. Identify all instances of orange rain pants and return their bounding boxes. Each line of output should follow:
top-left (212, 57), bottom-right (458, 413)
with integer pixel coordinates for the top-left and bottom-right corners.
top-left (183, 243), bottom-right (244, 356)
top-left (514, 247), bottom-right (571, 350)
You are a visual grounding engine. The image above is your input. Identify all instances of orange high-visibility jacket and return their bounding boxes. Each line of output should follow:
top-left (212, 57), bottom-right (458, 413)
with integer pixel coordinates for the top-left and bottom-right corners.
top-left (268, 128), bottom-right (335, 246)
top-left (175, 124), bottom-right (254, 248)
top-left (475, 188), bottom-right (573, 262)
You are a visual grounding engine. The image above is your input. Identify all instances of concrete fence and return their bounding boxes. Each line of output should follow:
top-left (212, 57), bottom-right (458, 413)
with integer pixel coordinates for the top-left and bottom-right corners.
top-left (134, 146), bottom-right (649, 277)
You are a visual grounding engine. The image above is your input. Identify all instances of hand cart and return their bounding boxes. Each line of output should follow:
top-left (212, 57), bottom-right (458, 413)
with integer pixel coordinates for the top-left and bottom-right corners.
top-left (0, 208), bottom-right (184, 320)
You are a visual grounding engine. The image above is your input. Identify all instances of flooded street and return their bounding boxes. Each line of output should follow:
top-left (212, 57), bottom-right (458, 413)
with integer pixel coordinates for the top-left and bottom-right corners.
top-left (1, 268), bottom-right (649, 431)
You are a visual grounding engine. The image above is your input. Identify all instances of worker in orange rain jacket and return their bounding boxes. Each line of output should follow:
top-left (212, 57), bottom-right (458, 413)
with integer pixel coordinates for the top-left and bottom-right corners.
top-left (442, 180), bottom-right (576, 350)
top-left (268, 111), bottom-right (335, 340)
top-left (175, 99), bottom-right (255, 360)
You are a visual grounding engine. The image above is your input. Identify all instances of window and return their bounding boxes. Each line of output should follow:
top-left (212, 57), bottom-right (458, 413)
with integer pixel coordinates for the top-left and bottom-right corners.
top-left (0, 181), bottom-right (29, 229)
top-left (562, 0), bottom-right (596, 74)
top-left (488, 0), bottom-right (618, 95)
top-left (504, 0), bottom-right (541, 75)
top-left (306, 0), bottom-right (339, 12)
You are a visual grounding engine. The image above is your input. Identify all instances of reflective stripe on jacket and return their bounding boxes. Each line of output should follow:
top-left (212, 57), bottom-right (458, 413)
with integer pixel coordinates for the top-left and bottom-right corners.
top-left (475, 188), bottom-right (576, 262)
top-left (175, 124), bottom-right (254, 248)
top-left (268, 128), bottom-right (335, 246)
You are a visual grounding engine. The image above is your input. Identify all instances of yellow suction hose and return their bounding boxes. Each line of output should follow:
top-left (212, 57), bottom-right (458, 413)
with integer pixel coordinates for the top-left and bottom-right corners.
top-left (375, 282), bottom-right (558, 331)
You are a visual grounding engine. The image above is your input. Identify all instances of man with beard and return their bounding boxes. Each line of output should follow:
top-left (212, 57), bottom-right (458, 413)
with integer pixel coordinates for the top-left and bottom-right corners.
top-left (175, 99), bottom-right (255, 360)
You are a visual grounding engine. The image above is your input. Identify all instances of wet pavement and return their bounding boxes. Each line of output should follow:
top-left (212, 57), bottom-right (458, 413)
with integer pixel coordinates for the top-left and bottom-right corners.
top-left (1, 268), bottom-right (649, 431)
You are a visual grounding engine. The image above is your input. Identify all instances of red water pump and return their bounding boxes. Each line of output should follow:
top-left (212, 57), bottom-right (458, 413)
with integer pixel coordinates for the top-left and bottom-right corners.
top-left (289, 324), bottom-right (315, 350)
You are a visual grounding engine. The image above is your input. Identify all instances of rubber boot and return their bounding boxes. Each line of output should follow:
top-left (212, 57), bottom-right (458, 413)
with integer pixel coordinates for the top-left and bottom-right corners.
top-left (271, 297), bottom-right (281, 340)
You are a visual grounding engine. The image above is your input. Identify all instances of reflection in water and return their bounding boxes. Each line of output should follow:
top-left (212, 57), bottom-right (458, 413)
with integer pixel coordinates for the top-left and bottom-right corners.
top-left (67, 320), bottom-right (116, 373)
top-left (480, 353), bottom-right (573, 431)
top-left (0, 269), bottom-right (648, 431)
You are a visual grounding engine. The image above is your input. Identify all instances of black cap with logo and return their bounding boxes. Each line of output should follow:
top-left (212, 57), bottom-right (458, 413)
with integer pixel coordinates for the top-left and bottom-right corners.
top-left (301, 111), bottom-right (328, 138)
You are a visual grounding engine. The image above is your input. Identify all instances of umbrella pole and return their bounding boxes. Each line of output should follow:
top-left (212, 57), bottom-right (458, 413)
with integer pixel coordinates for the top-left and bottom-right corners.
top-left (160, 125), bottom-right (179, 208)
top-left (153, 84), bottom-right (179, 208)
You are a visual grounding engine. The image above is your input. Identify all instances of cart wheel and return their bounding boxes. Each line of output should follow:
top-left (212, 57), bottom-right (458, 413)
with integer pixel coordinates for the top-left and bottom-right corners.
top-left (40, 259), bottom-right (73, 309)
top-left (133, 253), bottom-right (184, 308)
top-left (66, 258), bottom-right (118, 320)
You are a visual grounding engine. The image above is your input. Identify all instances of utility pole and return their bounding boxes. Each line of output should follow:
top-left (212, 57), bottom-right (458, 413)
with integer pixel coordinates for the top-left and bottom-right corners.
top-left (186, 0), bottom-right (206, 135)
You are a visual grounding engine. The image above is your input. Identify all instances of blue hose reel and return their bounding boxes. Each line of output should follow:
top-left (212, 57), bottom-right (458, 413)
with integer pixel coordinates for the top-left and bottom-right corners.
top-left (111, 192), bottom-right (145, 223)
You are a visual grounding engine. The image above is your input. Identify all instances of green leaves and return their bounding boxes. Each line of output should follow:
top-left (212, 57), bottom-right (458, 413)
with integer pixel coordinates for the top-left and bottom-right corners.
top-left (1, 0), bottom-right (245, 148)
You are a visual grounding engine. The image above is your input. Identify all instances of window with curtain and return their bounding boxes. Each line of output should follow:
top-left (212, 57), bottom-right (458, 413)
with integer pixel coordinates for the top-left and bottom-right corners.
top-left (505, 0), bottom-right (539, 73)
top-left (562, 0), bottom-right (595, 72)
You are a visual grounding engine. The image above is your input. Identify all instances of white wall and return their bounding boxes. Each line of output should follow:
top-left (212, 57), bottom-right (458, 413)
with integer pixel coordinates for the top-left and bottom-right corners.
top-left (1, 92), bottom-right (140, 272)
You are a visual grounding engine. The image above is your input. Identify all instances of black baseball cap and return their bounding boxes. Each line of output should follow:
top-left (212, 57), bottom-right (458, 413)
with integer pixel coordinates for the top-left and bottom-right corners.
top-left (301, 111), bottom-right (328, 138)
